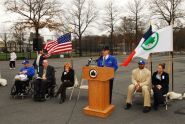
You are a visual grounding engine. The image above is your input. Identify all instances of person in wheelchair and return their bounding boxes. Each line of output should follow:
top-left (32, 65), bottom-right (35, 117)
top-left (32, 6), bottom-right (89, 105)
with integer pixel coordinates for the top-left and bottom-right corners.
top-left (11, 60), bottom-right (35, 96)
top-left (32, 60), bottom-right (55, 101)
top-left (55, 62), bottom-right (74, 103)
top-left (152, 63), bottom-right (169, 110)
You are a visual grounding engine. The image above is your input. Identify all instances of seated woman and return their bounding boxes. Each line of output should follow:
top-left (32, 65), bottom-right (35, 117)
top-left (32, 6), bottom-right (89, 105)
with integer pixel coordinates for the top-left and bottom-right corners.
top-left (152, 63), bottom-right (169, 110)
top-left (55, 63), bottom-right (74, 103)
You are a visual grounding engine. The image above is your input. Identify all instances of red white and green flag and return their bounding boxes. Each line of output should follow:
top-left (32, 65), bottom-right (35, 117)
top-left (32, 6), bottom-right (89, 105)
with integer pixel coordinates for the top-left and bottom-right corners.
top-left (120, 25), bottom-right (173, 66)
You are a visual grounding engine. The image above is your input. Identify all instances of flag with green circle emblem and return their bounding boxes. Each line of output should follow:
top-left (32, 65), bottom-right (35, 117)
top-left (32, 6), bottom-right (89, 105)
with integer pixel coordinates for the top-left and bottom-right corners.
top-left (121, 26), bottom-right (173, 66)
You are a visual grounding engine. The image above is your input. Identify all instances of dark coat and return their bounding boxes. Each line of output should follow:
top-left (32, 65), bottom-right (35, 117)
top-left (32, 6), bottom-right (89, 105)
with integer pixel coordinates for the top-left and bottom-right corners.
top-left (33, 54), bottom-right (45, 69)
top-left (38, 65), bottom-right (55, 83)
top-left (61, 69), bottom-right (75, 84)
top-left (152, 71), bottom-right (169, 94)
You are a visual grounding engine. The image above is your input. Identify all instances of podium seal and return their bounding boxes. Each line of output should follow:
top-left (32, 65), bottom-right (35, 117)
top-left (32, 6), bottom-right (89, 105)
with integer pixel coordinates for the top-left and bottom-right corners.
top-left (89, 69), bottom-right (98, 78)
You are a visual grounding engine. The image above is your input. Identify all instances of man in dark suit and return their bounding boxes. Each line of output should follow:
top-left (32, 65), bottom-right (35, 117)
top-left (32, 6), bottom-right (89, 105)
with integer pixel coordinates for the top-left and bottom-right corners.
top-left (33, 60), bottom-right (55, 101)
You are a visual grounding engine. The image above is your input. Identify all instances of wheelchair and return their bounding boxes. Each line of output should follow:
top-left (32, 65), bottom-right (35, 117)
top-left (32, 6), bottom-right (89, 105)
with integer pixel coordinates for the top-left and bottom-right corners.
top-left (44, 83), bottom-right (58, 100)
top-left (10, 78), bottom-right (34, 99)
top-left (32, 79), bottom-right (58, 101)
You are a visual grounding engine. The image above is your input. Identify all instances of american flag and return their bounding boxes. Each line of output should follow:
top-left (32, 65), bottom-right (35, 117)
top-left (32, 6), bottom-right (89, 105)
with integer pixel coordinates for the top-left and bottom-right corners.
top-left (44, 33), bottom-right (72, 57)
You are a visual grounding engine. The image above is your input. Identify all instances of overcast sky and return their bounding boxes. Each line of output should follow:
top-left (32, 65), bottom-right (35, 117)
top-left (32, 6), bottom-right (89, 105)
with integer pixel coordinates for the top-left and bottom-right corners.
top-left (0, 0), bottom-right (130, 34)
top-left (0, 0), bottom-right (165, 41)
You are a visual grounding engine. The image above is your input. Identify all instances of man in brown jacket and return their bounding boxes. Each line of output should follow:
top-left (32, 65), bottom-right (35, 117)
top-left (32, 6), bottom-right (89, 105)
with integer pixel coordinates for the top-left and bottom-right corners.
top-left (124, 60), bottom-right (151, 113)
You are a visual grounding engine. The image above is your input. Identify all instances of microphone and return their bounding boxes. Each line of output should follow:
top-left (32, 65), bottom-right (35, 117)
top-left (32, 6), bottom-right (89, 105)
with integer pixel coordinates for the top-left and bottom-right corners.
top-left (86, 58), bottom-right (93, 66)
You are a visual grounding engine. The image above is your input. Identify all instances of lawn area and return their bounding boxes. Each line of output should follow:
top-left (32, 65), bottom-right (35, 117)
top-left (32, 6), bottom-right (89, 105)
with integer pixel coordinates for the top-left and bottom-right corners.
top-left (0, 52), bottom-right (37, 60)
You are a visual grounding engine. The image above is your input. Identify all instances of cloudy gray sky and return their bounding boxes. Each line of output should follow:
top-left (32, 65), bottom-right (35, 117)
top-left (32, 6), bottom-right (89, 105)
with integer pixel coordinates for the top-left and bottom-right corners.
top-left (0, 0), bottom-right (130, 34)
top-left (0, 0), bottom-right (162, 41)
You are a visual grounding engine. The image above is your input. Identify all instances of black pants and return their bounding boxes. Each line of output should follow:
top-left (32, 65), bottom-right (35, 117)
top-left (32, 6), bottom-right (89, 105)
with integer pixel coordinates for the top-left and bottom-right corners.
top-left (33, 79), bottom-right (48, 100)
top-left (15, 80), bottom-right (28, 94)
top-left (153, 87), bottom-right (166, 107)
top-left (109, 79), bottom-right (114, 104)
top-left (56, 81), bottom-right (74, 100)
top-left (9, 61), bottom-right (15, 68)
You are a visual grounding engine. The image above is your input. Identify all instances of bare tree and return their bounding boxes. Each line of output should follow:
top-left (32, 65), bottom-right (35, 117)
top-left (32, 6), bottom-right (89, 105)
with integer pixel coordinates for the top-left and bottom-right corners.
top-left (150, 0), bottom-right (184, 25)
top-left (4, 0), bottom-right (62, 50)
top-left (126, 0), bottom-right (145, 44)
top-left (64, 0), bottom-right (98, 56)
top-left (117, 16), bottom-right (138, 51)
top-left (104, 0), bottom-right (120, 52)
top-left (11, 23), bottom-right (25, 52)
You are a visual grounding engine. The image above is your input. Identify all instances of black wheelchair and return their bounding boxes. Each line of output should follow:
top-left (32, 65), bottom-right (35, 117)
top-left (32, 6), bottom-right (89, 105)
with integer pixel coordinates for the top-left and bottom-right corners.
top-left (33, 79), bottom-right (58, 101)
top-left (10, 78), bottom-right (34, 99)
top-left (44, 83), bottom-right (58, 100)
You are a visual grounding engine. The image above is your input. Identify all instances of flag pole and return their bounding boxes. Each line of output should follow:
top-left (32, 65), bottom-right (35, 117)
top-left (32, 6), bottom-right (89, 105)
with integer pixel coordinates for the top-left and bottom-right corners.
top-left (70, 51), bottom-right (73, 69)
top-left (171, 19), bottom-right (174, 91)
top-left (147, 53), bottom-right (153, 79)
top-left (171, 51), bottom-right (174, 91)
top-left (69, 31), bottom-right (74, 68)
top-left (150, 53), bottom-right (153, 76)
top-left (149, 20), bottom-right (153, 77)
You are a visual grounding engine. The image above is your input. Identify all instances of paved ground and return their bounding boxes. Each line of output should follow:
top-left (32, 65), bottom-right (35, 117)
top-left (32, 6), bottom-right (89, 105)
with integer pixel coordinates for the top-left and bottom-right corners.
top-left (0, 55), bottom-right (185, 124)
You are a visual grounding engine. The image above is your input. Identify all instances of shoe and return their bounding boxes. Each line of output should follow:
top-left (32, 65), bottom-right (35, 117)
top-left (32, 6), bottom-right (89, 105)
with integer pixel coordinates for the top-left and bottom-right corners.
top-left (10, 68), bottom-right (12, 70)
top-left (143, 106), bottom-right (151, 113)
top-left (59, 98), bottom-right (65, 104)
top-left (10, 92), bottom-right (17, 96)
top-left (124, 103), bottom-right (132, 110)
top-left (54, 93), bottom-right (59, 98)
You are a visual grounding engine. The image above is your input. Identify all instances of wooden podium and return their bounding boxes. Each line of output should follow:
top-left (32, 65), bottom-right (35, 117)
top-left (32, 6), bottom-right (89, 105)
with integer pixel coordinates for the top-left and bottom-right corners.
top-left (82, 66), bottom-right (115, 118)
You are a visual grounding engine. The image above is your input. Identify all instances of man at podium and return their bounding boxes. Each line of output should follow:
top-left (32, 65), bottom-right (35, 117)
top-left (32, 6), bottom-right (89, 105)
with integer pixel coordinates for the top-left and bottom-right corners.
top-left (97, 46), bottom-right (118, 104)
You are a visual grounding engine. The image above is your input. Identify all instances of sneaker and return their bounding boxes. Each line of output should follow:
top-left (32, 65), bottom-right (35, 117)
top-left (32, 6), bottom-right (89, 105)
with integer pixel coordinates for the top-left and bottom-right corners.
top-left (143, 106), bottom-right (151, 113)
top-left (10, 68), bottom-right (12, 70)
top-left (59, 98), bottom-right (65, 104)
top-left (10, 92), bottom-right (17, 96)
top-left (124, 103), bottom-right (132, 110)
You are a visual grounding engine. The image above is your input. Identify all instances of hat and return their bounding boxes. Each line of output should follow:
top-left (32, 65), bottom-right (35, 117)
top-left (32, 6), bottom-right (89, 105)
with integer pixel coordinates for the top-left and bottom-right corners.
top-left (138, 60), bottom-right (145, 65)
top-left (22, 60), bottom-right (29, 64)
top-left (102, 46), bottom-right (110, 51)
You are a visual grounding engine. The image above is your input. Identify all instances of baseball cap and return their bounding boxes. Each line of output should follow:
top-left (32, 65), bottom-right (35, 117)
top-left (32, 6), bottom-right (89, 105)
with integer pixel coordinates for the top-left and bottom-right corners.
top-left (138, 60), bottom-right (145, 65)
top-left (22, 60), bottom-right (29, 64)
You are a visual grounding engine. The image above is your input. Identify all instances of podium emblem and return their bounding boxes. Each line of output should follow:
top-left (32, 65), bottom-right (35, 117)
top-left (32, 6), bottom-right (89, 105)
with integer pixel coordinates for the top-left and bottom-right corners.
top-left (89, 69), bottom-right (98, 78)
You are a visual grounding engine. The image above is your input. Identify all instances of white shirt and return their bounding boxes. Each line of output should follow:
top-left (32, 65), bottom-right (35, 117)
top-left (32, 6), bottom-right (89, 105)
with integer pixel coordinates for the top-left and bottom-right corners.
top-left (103, 55), bottom-right (109, 60)
top-left (36, 54), bottom-right (41, 66)
top-left (10, 52), bottom-right (17, 61)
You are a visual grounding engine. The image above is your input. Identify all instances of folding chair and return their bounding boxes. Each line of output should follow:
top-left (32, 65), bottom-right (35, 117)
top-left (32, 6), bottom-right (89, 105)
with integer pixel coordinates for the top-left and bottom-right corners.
top-left (163, 94), bottom-right (168, 110)
top-left (77, 78), bottom-right (88, 101)
top-left (67, 75), bottom-right (79, 100)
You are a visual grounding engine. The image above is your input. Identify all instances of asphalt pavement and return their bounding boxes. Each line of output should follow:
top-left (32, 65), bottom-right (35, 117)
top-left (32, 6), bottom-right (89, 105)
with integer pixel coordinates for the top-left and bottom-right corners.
top-left (0, 55), bottom-right (185, 124)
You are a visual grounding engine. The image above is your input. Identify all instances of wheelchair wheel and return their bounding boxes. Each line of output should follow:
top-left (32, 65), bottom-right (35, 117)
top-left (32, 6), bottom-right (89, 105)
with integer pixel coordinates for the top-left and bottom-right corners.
top-left (53, 84), bottom-right (59, 95)
top-left (45, 94), bottom-right (51, 100)
top-left (28, 81), bottom-right (34, 98)
top-left (10, 84), bottom-right (16, 98)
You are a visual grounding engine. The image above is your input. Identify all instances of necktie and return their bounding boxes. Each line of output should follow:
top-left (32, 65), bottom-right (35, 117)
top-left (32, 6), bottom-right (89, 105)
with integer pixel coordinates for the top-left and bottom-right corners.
top-left (102, 57), bottom-right (105, 66)
top-left (42, 68), bottom-right (46, 79)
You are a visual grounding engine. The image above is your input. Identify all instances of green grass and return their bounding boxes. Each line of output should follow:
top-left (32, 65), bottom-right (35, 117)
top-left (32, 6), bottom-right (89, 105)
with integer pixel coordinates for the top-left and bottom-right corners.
top-left (0, 52), bottom-right (37, 61)
top-left (0, 52), bottom-right (100, 61)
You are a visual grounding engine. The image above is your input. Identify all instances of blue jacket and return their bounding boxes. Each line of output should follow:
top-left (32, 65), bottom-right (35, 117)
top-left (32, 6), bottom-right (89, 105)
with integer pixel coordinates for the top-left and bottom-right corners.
top-left (97, 55), bottom-right (118, 71)
top-left (20, 66), bottom-right (35, 78)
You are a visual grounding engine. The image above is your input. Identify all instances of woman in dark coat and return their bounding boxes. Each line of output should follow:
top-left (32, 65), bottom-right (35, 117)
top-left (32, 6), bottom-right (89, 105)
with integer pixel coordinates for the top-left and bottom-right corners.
top-left (55, 63), bottom-right (74, 103)
top-left (152, 63), bottom-right (169, 110)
